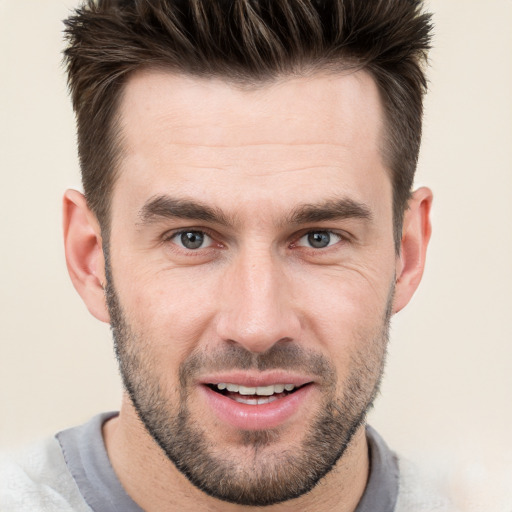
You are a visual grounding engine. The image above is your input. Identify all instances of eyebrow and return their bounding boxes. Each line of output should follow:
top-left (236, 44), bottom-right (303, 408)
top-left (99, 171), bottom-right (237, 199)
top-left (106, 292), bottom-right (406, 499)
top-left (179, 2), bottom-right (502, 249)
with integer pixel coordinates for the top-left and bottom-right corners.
top-left (287, 197), bottom-right (373, 225)
top-left (138, 196), bottom-right (232, 226)
top-left (137, 195), bottom-right (372, 228)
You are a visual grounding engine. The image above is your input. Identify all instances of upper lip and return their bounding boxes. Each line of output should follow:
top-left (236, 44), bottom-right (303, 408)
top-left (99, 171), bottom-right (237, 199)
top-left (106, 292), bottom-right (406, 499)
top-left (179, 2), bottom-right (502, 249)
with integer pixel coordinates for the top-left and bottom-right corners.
top-left (198, 370), bottom-right (315, 388)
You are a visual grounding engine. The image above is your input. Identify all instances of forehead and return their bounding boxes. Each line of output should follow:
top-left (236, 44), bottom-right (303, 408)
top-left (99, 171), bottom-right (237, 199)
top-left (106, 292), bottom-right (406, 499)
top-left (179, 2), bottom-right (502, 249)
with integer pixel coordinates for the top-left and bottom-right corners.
top-left (119, 68), bottom-right (384, 151)
top-left (113, 69), bottom-right (389, 220)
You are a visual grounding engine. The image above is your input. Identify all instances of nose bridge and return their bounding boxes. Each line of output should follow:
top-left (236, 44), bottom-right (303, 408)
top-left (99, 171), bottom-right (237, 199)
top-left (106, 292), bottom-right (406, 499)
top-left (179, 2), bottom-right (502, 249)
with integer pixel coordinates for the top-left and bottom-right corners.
top-left (216, 244), bottom-right (299, 353)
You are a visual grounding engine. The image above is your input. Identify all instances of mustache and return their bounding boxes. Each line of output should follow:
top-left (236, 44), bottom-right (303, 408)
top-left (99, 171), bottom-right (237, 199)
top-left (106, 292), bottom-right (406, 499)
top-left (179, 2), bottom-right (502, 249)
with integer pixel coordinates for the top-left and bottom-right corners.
top-left (179, 343), bottom-right (336, 386)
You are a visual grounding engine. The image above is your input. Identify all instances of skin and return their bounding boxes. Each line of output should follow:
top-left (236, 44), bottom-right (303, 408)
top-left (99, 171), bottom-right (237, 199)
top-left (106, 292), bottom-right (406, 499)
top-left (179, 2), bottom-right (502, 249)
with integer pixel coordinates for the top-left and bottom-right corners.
top-left (63, 69), bottom-right (432, 511)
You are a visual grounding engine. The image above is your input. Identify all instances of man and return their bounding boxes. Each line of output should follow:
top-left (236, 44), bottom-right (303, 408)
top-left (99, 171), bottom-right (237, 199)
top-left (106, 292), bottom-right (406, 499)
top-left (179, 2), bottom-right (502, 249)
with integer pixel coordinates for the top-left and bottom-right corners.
top-left (1, 0), bottom-right (441, 510)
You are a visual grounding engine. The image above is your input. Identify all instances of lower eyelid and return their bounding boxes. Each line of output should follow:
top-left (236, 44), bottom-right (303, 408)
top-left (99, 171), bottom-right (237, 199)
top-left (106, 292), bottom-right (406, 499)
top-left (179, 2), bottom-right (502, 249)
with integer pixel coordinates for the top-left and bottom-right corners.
top-left (295, 231), bottom-right (343, 247)
top-left (177, 232), bottom-right (212, 248)
top-left (162, 230), bottom-right (347, 251)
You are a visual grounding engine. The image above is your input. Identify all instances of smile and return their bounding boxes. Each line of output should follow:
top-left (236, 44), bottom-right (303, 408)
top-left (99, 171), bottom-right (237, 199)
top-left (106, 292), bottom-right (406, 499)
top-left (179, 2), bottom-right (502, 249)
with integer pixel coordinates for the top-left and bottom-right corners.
top-left (207, 383), bottom-right (300, 405)
top-left (200, 378), bottom-right (314, 430)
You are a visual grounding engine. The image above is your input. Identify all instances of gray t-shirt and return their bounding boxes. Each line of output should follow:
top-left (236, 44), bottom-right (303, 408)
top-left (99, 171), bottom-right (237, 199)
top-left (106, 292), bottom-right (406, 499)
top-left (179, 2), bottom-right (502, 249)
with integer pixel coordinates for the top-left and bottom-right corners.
top-left (56, 412), bottom-right (399, 512)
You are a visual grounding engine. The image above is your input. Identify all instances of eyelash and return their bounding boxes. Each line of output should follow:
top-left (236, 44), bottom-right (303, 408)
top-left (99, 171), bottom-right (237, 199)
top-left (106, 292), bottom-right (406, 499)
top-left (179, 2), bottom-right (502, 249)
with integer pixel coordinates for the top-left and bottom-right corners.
top-left (291, 230), bottom-right (348, 251)
top-left (162, 228), bottom-right (219, 248)
top-left (162, 228), bottom-right (349, 253)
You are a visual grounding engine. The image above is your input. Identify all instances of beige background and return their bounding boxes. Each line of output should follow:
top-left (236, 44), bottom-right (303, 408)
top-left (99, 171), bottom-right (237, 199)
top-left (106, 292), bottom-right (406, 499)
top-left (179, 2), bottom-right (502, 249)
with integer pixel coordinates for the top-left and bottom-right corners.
top-left (1, 0), bottom-right (511, 471)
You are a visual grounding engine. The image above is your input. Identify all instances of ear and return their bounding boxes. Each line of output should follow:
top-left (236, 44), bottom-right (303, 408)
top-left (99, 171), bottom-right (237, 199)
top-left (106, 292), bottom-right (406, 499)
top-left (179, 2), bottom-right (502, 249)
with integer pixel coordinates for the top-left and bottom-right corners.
top-left (63, 189), bottom-right (110, 323)
top-left (393, 187), bottom-right (433, 314)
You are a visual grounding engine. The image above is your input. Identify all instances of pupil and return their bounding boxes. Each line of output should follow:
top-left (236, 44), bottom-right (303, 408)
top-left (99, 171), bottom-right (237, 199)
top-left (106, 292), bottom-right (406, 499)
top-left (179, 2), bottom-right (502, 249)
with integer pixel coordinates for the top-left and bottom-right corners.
top-left (308, 231), bottom-right (330, 248)
top-left (181, 231), bottom-right (204, 249)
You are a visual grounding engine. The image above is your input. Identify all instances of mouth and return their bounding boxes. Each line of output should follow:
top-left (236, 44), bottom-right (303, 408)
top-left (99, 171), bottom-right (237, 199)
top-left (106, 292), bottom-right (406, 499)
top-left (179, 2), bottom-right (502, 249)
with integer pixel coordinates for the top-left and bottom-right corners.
top-left (206, 382), bottom-right (306, 405)
top-left (199, 376), bottom-right (315, 430)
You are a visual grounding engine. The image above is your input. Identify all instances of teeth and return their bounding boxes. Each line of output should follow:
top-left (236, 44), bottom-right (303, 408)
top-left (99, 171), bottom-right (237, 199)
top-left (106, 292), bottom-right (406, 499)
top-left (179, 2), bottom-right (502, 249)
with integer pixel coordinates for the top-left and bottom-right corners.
top-left (215, 383), bottom-right (296, 395)
top-left (255, 385), bottom-right (274, 396)
top-left (238, 385), bottom-right (257, 395)
top-left (234, 395), bottom-right (279, 405)
top-left (261, 396), bottom-right (278, 404)
top-left (234, 396), bottom-right (259, 405)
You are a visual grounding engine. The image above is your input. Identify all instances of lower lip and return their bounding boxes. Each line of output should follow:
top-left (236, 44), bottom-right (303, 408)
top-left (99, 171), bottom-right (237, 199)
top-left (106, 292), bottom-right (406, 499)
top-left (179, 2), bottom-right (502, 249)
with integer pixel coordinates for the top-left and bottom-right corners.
top-left (198, 384), bottom-right (314, 431)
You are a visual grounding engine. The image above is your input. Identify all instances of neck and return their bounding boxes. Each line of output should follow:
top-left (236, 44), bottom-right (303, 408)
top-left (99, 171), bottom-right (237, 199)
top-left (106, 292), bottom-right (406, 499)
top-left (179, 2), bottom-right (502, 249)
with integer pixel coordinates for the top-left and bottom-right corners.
top-left (103, 397), bottom-right (370, 512)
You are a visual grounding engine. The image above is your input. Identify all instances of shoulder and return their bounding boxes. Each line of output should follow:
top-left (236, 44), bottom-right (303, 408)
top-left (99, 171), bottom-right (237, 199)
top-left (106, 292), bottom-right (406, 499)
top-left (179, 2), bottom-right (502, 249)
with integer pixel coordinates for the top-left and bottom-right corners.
top-left (395, 455), bottom-right (512, 512)
top-left (0, 436), bottom-right (91, 512)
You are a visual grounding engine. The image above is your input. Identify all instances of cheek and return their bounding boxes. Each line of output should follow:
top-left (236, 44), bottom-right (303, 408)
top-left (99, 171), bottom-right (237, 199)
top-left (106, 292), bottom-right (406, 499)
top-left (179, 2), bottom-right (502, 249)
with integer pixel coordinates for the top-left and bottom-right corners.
top-left (293, 263), bottom-right (392, 325)
top-left (290, 265), bottom-right (392, 364)
top-left (115, 263), bottom-right (222, 357)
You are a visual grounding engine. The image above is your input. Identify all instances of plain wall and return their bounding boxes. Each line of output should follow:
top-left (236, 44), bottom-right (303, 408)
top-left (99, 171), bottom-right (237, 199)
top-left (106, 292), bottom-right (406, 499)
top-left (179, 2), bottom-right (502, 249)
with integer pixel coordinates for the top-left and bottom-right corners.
top-left (1, 0), bottom-right (511, 471)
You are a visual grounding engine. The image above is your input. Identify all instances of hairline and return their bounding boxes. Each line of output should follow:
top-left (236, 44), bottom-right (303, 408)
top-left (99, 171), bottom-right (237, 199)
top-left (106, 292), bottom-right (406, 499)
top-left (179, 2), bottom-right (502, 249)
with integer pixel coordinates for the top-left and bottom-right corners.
top-left (98, 63), bottom-right (401, 251)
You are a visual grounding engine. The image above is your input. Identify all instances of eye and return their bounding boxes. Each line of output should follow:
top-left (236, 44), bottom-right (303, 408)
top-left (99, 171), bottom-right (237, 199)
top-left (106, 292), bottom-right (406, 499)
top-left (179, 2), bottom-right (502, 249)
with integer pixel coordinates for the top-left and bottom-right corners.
top-left (296, 230), bottom-right (342, 249)
top-left (170, 230), bottom-right (213, 250)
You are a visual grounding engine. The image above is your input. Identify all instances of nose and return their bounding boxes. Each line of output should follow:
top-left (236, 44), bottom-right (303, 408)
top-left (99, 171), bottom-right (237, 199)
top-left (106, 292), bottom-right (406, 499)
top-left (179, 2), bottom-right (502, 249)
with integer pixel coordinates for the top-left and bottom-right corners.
top-left (215, 250), bottom-right (301, 354)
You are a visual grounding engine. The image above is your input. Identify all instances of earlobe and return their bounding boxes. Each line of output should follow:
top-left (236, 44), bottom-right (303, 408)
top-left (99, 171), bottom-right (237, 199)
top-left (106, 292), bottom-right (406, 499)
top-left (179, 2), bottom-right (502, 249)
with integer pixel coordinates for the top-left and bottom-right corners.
top-left (393, 187), bottom-right (433, 314)
top-left (63, 189), bottom-right (110, 323)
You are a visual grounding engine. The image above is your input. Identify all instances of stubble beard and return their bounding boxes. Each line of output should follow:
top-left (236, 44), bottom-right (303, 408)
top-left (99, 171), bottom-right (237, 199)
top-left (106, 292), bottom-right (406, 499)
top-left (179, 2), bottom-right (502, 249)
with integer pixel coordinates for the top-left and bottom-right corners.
top-left (104, 257), bottom-right (392, 506)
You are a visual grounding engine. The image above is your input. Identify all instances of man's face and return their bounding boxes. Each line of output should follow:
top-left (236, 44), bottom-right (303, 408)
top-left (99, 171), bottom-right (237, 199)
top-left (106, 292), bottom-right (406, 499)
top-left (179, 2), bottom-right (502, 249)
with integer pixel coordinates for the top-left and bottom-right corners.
top-left (105, 70), bottom-right (398, 505)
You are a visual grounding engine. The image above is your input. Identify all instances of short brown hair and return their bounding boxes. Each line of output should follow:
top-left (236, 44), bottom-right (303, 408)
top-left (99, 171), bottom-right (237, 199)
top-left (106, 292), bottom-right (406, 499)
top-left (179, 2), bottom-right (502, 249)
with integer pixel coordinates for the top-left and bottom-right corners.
top-left (63, 0), bottom-right (432, 248)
